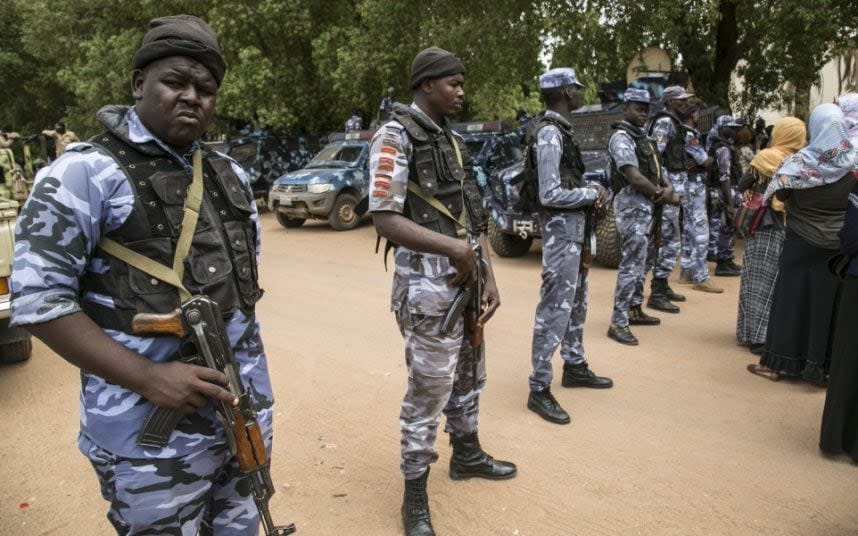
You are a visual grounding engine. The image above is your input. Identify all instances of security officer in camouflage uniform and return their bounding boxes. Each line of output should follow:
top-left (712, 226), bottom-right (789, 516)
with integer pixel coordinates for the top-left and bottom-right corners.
top-left (11, 15), bottom-right (278, 535)
top-left (369, 47), bottom-right (516, 536)
top-left (708, 115), bottom-right (744, 276)
top-left (607, 88), bottom-right (673, 346)
top-left (525, 67), bottom-right (613, 426)
top-left (679, 105), bottom-right (723, 293)
top-left (647, 86), bottom-right (693, 313)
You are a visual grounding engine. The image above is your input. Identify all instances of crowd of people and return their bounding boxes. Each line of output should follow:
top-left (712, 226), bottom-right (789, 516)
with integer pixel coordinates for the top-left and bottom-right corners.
top-left (6, 11), bottom-right (858, 536)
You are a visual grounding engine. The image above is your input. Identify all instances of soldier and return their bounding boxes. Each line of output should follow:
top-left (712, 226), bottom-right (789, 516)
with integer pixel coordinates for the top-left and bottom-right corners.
top-left (525, 67), bottom-right (613, 425)
top-left (679, 105), bottom-right (723, 292)
top-left (369, 46), bottom-right (516, 536)
top-left (41, 121), bottom-right (80, 158)
top-left (0, 125), bottom-right (19, 183)
top-left (606, 88), bottom-right (675, 345)
top-left (707, 115), bottom-right (744, 276)
top-left (11, 15), bottom-right (279, 534)
top-left (377, 86), bottom-right (396, 124)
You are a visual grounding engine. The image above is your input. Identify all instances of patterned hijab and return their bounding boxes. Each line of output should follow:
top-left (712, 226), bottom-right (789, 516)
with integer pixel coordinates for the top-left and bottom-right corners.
top-left (749, 117), bottom-right (805, 176)
top-left (764, 103), bottom-right (858, 201)
top-left (839, 93), bottom-right (858, 144)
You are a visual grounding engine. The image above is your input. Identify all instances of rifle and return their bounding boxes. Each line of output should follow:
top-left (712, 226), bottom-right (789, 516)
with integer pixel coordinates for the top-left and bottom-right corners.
top-left (132, 296), bottom-right (296, 536)
top-left (441, 233), bottom-right (484, 383)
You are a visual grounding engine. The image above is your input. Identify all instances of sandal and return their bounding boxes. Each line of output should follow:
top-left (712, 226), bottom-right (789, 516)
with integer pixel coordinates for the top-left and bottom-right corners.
top-left (747, 363), bottom-right (780, 381)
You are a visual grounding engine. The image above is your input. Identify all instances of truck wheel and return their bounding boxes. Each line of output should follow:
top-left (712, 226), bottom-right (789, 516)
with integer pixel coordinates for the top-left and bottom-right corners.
top-left (488, 219), bottom-right (532, 257)
top-left (275, 211), bottom-right (305, 228)
top-left (1, 338), bottom-right (32, 364)
top-left (328, 193), bottom-right (360, 231)
top-left (594, 204), bottom-right (621, 269)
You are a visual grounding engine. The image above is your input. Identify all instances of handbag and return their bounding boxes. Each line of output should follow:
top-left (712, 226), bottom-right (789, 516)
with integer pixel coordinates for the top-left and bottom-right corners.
top-left (734, 191), bottom-right (766, 239)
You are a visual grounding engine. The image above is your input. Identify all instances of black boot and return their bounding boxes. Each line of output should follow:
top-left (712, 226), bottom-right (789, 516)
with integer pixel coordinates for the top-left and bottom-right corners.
top-left (449, 431), bottom-right (517, 481)
top-left (647, 278), bottom-right (680, 313)
top-left (527, 388), bottom-right (570, 424)
top-left (628, 305), bottom-right (660, 326)
top-left (608, 323), bottom-right (639, 345)
top-left (664, 282), bottom-right (686, 302)
top-left (561, 362), bottom-right (614, 388)
top-left (715, 259), bottom-right (741, 276)
top-left (402, 468), bottom-right (435, 536)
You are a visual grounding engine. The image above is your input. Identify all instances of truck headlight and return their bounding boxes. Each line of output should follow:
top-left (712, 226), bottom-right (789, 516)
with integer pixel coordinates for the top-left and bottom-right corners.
top-left (308, 183), bottom-right (333, 194)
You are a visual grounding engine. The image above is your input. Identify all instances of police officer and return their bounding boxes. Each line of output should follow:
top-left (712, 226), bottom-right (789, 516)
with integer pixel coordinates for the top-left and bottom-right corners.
top-left (679, 105), bottom-right (723, 292)
top-left (11, 15), bottom-right (278, 534)
top-left (369, 46), bottom-right (516, 536)
top-left (377, 86), bottom-right (396, 124)
top-left (607, 88), bottom-right (673, 345)
top-left (525, 67), bottom-right (613, 425)
top-left (708, 115), bottom-right (744, 276)
top-left (648, 85), bottom-right (692, 312)
top-left (345, 108), bottom-right (363, 132)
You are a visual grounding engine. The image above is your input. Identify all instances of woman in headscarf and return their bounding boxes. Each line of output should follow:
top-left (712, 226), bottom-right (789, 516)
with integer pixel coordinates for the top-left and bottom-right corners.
top-left (736, 117), bottom-right (806, 356)
top-left (820, 157), bottom-right (858, 461)
top-left (748, 103), bottom-right (858, 384)
top-left (838, 93), bottom-right (858, 146)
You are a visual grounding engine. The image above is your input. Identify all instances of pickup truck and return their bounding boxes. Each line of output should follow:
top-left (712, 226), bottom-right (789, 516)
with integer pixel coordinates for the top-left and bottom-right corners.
top-left (0, 196), bottom-right (32, 363)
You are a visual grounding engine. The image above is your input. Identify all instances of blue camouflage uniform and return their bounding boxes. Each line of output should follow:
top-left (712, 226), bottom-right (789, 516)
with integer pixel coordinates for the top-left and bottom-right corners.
top-left (528, 69), bottom-right (600, 392)
top-left (707, 116), bottom-right (744, 261)
top-left (649, 113), bottom-right (686, 280)
top-left (681, 125), bottom-right (712, 283)
top-left (368, 102), bottom-right (485, 481)
top-left (11, 106), bottom-right (274, 535)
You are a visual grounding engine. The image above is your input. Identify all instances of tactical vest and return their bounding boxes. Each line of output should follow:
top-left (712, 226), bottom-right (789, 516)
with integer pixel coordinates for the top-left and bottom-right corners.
top-left (80, 132), bottom-right (263, 332)
top-left (391, 105), bottom-right (485, 237)
top-left (533, 114), bottom-right (586, 192)
top-left (609, 121), bottom-right (661, 193)
top-left (708, 138), bottom-right (743, 187)
top-left (649, 111), bottom-right (686, 171)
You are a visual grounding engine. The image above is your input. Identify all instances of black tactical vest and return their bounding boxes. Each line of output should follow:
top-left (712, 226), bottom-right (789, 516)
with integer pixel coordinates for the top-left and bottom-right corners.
top-left (708, 138), bottom-right (743, 186)
top-left (392, 105), bottom-right (485, 237)
top-left (609, 121), bottom-right (661, 192)
top-left (533, 114), bottom-right (586, 192)
top-left (80, 132), bottom-right (263, 332)
top-left (649, 111), bottom-right (687, 172)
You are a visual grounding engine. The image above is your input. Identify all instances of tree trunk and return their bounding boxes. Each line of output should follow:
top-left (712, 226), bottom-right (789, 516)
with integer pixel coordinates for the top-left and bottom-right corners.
top-left (793, 78), bottom-right (812, 122)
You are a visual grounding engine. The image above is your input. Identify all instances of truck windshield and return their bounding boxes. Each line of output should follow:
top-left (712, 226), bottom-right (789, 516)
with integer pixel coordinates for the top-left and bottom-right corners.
top-left (306, 143), bottom-right (364, 168)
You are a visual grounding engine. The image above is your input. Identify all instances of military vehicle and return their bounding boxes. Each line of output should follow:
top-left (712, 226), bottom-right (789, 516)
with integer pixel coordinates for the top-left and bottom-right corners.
top-left (0, 196), bottom-right (31, 363)
top-left (451, 120), bottom-right (523, 190)
top-left (268, 130), bottom-right (373, 231)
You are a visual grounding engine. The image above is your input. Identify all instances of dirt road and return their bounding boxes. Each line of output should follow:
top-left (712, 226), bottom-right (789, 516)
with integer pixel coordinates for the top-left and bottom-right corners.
top-left (1, 213), bottom-right (856, 535)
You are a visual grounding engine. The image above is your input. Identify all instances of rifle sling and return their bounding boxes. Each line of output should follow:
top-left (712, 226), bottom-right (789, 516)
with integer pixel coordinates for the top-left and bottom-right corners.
top-left (98, 149), bottom-right (205, 303)
top-left (405, 134), bottom-right (467, 237)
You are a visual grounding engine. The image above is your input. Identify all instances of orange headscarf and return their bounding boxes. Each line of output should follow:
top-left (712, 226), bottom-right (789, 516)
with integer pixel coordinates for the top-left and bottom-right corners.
top-left (749, 117), bottom-right (805, 176)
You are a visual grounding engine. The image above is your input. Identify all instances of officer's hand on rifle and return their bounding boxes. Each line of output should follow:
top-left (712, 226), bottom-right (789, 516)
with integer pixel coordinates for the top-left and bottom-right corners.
top-left (139, 360), bottom-right (237, 415)
top-left (479, 279), bottom-right (501, 326)
top-left (450, 240), bottom-right (477, 288)
top-left (590, 183), bottom-right (610, 209)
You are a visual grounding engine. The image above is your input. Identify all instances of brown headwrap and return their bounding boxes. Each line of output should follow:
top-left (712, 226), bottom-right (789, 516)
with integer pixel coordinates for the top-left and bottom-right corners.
top-left (131, 15), bottom-right (226, 85)
top-left (409, 47), bottom-right (465, 89)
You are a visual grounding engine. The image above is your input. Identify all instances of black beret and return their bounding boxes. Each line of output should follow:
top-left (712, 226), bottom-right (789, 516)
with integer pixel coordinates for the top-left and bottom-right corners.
top-left (409, 47), bottom-right (465, 89)
top-left (131, 15), bottom-right (226, 85)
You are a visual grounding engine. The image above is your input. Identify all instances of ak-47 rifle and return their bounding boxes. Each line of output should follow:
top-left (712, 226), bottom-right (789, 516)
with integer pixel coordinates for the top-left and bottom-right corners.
top-left (440, 233), bottom-right (484, 382)
top-left (132, 296), bottom-right (296, 536)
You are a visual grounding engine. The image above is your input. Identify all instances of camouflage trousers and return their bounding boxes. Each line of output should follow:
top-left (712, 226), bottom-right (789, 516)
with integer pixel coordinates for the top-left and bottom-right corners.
top-left (80, 433), bottom-right (266, 535)
top-left (530, 216), bottom-right (589, 392)
top-left (679, 173), bottom-right (711, 283)
top-left (708, 185), bottom-right (740, 261)
top-left (611, 188), bottom-right (654, 327)
top-left (653, 171), bottom-right (686, 280)
top-left (394, 306), bottom-right (484, 481)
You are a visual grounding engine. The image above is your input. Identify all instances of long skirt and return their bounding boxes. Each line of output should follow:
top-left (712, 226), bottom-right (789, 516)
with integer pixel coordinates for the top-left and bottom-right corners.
top-left (736, 225), bottom-right (785, 345)
top-left (760, 229), bottom-right (842, 383)
top-left (820, 276), bottom-right (858, 462)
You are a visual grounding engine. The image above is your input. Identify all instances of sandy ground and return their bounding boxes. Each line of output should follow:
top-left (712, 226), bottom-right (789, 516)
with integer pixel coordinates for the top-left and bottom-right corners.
top-left (1, 212), bottom-right (856, 536)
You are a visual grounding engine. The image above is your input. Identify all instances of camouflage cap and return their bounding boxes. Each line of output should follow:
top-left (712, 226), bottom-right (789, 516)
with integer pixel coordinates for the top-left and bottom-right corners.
top-left (716, 115), bottom-right (744, 128)
top-left (623, 88), bottom-right (651, 104)
top-left (662, 85), bottom-right (693, 102)
top-left (539, 67), bottom-right (585, 90)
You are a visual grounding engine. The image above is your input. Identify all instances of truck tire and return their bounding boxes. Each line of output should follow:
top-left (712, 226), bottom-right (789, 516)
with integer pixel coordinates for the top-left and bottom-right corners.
top-left (594, 204), bottom-right (621, 269)
top-left (1, 338), bottom-right (32, 364)
top-left (488, 219), bottom-right (532, 257)
top-left (328, 193), bottom-right (360, 231)
top-left (275, 211), bottom-right (305, 228)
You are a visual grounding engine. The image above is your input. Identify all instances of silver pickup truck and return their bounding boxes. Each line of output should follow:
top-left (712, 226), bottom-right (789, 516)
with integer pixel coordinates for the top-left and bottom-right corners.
top-left (0, 196), bottom-right (32, 363)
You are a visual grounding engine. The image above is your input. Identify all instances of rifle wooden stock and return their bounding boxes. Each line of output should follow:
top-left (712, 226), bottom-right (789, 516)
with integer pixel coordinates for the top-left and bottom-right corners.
top-left (131, 309), bottom-right (185, 338)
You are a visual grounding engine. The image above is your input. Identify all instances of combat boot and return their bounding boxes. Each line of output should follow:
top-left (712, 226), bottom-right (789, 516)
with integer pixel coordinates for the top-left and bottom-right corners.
top-left (715, 259), bottom-right (741, 277)
top-left (608, 323), bottom-right (639, 345)
top-left (561, 362), bottom-right (613, 388)
top-left (449, 431), bottom-right (517, 481)
top-left (628, 305), bottom-right (660, 325)
top-left (664, 282), bottom-right (686, 302)
top-left (647, 278), bottom-right (680, 313)
top-left (402, 468), bottom-right (435, 536)
top-left (527, 389), bottom-right (570, 424)
top-left (692, 278), bottom-right (723, 293)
